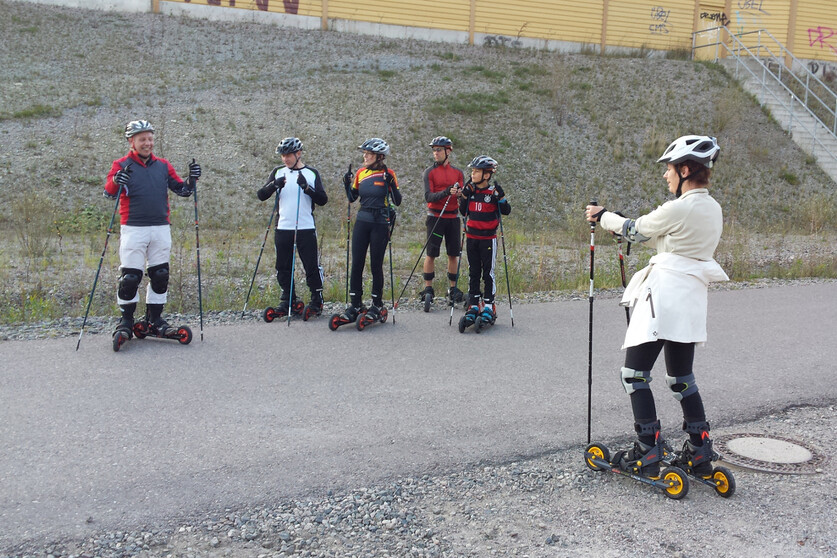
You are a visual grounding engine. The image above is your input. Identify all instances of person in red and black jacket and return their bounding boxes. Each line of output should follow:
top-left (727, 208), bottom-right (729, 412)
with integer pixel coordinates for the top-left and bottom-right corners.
top-left (420, 136), bottom-right (465, 307)
top-left (103, 120), bottom-right (200, 343)
top-left (458, 155), bottom-right (510, 325)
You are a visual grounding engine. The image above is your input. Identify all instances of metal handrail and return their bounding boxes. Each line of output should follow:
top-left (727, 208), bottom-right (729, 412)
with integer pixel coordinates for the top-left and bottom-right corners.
top-left (692, 26), bottom-right (837, 167)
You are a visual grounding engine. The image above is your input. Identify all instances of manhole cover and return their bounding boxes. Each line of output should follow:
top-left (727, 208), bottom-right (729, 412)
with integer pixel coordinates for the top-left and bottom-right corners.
top-left (714, 433), bottom-right (828, 474)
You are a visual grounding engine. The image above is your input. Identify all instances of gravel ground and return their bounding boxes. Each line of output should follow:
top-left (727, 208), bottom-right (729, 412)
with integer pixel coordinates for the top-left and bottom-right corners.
top-left (3, 402), bottom-right (835, 558)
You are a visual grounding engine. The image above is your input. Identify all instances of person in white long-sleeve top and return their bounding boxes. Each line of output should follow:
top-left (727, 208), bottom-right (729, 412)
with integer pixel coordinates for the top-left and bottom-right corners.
top-left (585, 135), bottom-right (727, 479)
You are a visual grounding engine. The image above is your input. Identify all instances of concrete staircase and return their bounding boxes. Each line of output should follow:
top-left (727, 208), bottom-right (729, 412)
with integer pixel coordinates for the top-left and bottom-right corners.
top-left (719, 57), bottom-right (837, 183)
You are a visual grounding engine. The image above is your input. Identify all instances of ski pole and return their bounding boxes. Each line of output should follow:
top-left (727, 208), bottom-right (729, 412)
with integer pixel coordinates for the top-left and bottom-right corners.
top-left (394, 185), bottom-right (456, 309)
top-left (287, 173), bottom-right (302, 326)
top-left (242, 186), bottom-right (279, 318)
top-left (496, 201), bottom-right (514, 328)
top-left (191, 158), bottom-right (204, 341)
top-left (385, 182), bottom-right (396, 325)
top-left (450, 183), bottom-right (470, 326)
top-left (617, 233), bottom-right (630, 326)
top-left (587, 199), bottom-right (597, 444)
top-left (76, 178), bottom-right (125, 351)
top-left (344, 163), bottom-right (353, 305)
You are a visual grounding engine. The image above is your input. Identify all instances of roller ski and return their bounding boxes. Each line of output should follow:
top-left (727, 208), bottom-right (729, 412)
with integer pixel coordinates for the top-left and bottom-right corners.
top-left (262, 298), bottom-right (304, 323)
top-left (458, 304), bottom-right (481, 333)
top-left (419, 286), bottom-right (434, 312)
top-left (302, 293), bottom-right (323, 321)
top-left (356, 304), bottom-right (388, 331)
top-left (132, 317), bottom-right (193, 346)
top-left (583, 432), bottom-right (690, 500)
top-left (328, 304), bottom-right (367, 331)
top-left (664, 432), bottom-right (736, 498)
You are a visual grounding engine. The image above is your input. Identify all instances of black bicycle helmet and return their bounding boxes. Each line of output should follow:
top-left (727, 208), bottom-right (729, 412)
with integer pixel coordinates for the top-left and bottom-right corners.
top-left (467, 155), bottom-right (498, 172)
top-left (429, 136), bottom-right (453, 148)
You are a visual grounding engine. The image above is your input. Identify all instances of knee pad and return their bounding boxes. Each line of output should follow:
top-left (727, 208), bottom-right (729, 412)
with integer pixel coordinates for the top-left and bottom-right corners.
top-left (147, 263), bottom-right (170, 295)
top-left (666, 373), bottom-right (699, 401)
top-left (423, 272), bottom-right (435, 281)
top-left (118, 268), bottom-right (143, 301)
top-left (447, 272), bottom-right (458, 282)
top-left (621, 367), bottom-right (652, 395)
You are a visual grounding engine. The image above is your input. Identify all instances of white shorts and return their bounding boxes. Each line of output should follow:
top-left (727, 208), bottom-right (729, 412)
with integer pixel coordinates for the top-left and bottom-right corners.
top-left (118, 225), bottom-right (171, 305)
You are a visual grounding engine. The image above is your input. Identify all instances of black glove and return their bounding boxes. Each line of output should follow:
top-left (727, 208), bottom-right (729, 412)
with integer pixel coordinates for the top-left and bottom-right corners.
top-left (343, 164), bottom-right (353, 189)
top-left (114, 169), bottom-right (130, 187)
top-left (297, 171), bottom-right (309, 190)
top-left (384, 171), bottom-right (396, 192)
top-left (461, 180), bottom-right (474, 198)
top-left (188, 160), bottom-right (201, 179)
top-left (493, 182), bottom-right (505, 200)
top-left (113, 169), bottom-right (130, 196)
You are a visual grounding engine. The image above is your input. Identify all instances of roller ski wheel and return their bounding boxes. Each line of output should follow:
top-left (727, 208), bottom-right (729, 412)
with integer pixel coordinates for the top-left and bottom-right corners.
top-left (263, 299), bottom-right (305, 323)
top-left (328, 305), bottom-right (366, 331)
top-left (420, 286), bottom-right (434, 313)
top-left (356, 306), bottom-right (388, 331)
top-left (132, 320), bottom-right (193, 345)
top-left (583, 442), bottom-right (690, 500)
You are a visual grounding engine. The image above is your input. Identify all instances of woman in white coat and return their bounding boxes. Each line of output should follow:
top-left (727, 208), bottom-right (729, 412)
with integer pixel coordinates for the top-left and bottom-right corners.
top-left (585, 135), bottom-right (727, 478)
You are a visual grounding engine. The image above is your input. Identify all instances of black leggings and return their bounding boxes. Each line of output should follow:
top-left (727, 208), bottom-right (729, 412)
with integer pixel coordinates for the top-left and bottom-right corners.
top-left (350, 219), bottom-right (389, 307)
top-left (625, 340), bottom-right (706, 444)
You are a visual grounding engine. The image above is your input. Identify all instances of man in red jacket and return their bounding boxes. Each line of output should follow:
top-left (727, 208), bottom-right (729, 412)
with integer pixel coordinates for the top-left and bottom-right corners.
top-left (420, 136), bottom-right (465, 309)
top-left (104, 120), bottom-right (200, 348)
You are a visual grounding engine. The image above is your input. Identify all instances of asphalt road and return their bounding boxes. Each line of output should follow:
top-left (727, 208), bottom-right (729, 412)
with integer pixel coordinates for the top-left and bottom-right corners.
top-left (1, 282), bottom-right (835, 550)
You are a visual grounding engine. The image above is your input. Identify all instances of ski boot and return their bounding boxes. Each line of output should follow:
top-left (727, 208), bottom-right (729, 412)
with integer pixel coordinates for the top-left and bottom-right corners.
top-left (356, 304), bottom-right (388, 330)
top-left (263, 297), bottom-right (305, 323)
top-left (448, 286), bottom-right (465, 306)
top-left (584, 428), bottom-right (689, 500)
top-left (133, 316), bottom-right (193, 345)
top-left (475, 303), bottom-right (496, 333)
top-left (302, 293), bottom-right (324, 321)
top-left (112, 315), bottom-right (134, 352)
top-left (328, 304), bottom-right (367, 331)
top-left (458, 304), bottom-right (481, 333)
top-left (420, 286), bottom-right (435, 312)
top-left (665, 431), bottom-right (736, 498)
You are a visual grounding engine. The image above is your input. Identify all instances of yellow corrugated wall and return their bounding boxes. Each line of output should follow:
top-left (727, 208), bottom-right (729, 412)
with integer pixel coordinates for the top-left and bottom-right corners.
top-left (793, 0), bottom-right (837, 61)
top-left (604, 1), bottom-right (693, 50)
top-left (729, 0), bottom-right (790, 49)
top-left (473, 1), bottom-right (601, 44)
top-left (326, 0), bottom-right (470, 32)
top-left (159, 0), bottom-right (837, 62)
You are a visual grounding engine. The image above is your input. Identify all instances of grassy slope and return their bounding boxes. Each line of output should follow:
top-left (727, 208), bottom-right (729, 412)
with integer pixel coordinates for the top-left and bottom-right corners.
top-left (0, 0), bottom-right (835, 322)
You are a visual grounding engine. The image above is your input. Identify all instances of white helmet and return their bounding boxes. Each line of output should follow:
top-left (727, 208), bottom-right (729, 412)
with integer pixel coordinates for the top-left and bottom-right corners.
top-left (358, 138), bottom-right (390, 156)
top-left (276, 137), bottom-right (303, 155)
top-left (657, 135), bottom-right (720, 168)
top-left (124, 120), bottom-right (154, 139)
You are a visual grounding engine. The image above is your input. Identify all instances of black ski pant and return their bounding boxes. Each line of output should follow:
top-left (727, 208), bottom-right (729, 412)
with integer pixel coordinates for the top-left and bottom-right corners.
top-left (624, 340), bottom-right (706, 445)
top-left (465, 237), bottom-right (496, 306)
top-left (350, 219), bottom-right (389, 307)
top-left (274, 228), bottom-right (323, 301)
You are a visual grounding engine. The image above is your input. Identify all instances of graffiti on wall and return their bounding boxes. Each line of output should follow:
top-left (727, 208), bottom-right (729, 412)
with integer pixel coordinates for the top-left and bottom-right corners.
top-left (700, 11), bottom-right (730, 27)
top-left (184, 0), bottom-right (300, 14)
top-left (733, 0), bottom-right (770, 35)
top-left (808, 27), bottom-right (837, 57)
top-left (649, 6), bottom-right (671, 35)
top-left (807, 60), bottom-right (837, 81)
